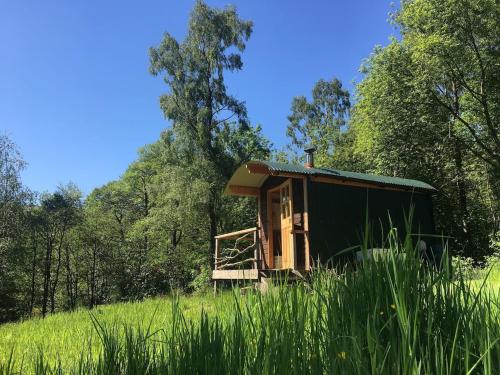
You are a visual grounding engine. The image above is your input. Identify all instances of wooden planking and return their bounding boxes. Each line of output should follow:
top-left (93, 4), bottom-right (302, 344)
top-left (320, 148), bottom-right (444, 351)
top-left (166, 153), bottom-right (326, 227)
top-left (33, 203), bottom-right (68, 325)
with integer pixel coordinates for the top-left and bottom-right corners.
top-left (215, 227), bottom-right (258, 240)
top-left (302, 177), bottom-right (310, 270)
top-left (246, 163), bottom-right (302, 179)
top-left (212, 269), bottom-right (259, 280)
top-left (253, 229), bottom-right (259, 269)
top-left (266, 181), bottom-right (285, 269)
top-left (310, 176), bottom-right (424, 193)
top-left (256, 195), bottom-right (264, 270)
top-left (228, 185), bottom-right (260, 196)
top-left (279, 179), bottom-right (294, 269)
top-left (266, 187), bottom-right (275, 269)
top-left (288, 179), bottom-right (295, 269)
top-left (246, 163), bottom-right (271, 175)
top-left (258, 190), bottom-right (270, 269)
top-left (260, 176), bottom-right (288, 270)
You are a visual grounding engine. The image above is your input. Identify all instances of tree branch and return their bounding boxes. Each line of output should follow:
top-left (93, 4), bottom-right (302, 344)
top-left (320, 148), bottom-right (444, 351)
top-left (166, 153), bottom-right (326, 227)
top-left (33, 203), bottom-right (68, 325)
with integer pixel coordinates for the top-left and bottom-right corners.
top-left (430, 89), bottom-right (498, 163)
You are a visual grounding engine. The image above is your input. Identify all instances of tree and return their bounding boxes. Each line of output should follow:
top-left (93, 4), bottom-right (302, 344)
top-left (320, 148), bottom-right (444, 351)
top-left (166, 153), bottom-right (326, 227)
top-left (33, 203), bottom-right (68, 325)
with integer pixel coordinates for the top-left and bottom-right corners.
top-left (0, 135), bottom-right (31, 321)
top-left (85, 180), bottom-right (137, 299)
top-left (396, 0), bottom-right (500, 186)
top-left (342, 0), bottom-right (500, 258)
top-left (286, 78), bottom-right (350, 167)
top-left (134, 126), bottom-right (270, 293)
top-left (0, 135), bottom-right (30, 247)
top-left (37, 184), bottom-right (81, 316)
top-left (149, 0), bottom-right (254, 257)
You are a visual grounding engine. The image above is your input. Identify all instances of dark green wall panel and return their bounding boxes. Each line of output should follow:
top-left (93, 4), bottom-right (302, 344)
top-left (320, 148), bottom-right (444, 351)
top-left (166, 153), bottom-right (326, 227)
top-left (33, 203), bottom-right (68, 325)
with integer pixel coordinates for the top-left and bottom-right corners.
top-left (308, 181), bottom-right (435, 263)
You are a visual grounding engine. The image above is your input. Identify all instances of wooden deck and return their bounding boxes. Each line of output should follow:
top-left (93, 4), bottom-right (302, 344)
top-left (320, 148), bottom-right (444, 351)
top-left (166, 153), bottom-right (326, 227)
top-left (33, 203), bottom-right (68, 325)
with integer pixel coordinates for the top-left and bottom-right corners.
top-left (212, 269), bottom-right (259, 280)
top-left (212, 227), bottom-right (309, 282)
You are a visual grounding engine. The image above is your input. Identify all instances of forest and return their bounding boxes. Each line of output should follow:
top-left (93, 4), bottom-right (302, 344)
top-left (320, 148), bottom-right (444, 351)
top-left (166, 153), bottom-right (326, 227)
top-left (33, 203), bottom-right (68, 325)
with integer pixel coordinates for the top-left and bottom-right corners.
top-left (1, 0), bottom-right (499, 324)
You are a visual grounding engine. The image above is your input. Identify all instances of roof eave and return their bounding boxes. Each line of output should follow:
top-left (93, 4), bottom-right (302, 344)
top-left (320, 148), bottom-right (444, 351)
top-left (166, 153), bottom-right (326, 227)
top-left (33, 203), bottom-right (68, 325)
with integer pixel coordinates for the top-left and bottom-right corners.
top-left (224, 160), bottom-right (436, 196)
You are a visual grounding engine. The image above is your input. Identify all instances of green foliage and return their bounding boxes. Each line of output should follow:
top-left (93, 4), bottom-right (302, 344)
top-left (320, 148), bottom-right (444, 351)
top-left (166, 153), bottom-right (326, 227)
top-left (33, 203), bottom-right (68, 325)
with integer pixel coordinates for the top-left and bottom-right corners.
top-left (149, 0), bottom-right (253, 171)
top-left (396, 0), bottom-right (500, 173)
top-left (490, 231), bottom-right (500, 255)
top-left (0, 135), bottom-right (32, 322)
top-left (339, 0), bottom-right (500, 258)
top-left (148, 1), bottom-right (268, 277)
top-left (146, 0), bottom-right (270, 292)
top-left (0, 1), bottom-right (271, 322)
top-left (451, 255), bottom-right (479, 280)
top-left (286, 78), bottom-right (350, 167)
top-left (188, 265), bottom-right (212, 293)
top-left (34, 184), bottom-right (83, 316)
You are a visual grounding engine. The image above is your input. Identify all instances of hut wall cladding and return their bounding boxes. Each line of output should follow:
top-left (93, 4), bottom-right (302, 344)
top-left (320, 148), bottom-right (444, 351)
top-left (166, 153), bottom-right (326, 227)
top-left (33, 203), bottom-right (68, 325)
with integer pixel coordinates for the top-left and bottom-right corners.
top-left (259, 176), bottom-right (286, 268)
top-left (292, 179), bottom-right (306, 268)
top-left (308, 182), bottom-right (435, 264)
top-left (292, 179), bottom-right (304, 219)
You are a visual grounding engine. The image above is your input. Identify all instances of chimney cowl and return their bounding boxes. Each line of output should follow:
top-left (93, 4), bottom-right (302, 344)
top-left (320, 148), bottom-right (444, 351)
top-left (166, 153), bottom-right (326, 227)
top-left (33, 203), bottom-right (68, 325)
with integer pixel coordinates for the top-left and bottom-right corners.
top-left (304, 145), bottom-right (316, 168)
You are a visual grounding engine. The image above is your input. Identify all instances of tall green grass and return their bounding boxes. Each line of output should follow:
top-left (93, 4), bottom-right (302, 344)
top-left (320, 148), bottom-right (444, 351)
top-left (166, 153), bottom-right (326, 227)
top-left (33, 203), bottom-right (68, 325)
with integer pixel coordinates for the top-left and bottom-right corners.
top-left (0, 294), bottom-right (236, 373)
top-left (2, 235), bottom-right (499, 374)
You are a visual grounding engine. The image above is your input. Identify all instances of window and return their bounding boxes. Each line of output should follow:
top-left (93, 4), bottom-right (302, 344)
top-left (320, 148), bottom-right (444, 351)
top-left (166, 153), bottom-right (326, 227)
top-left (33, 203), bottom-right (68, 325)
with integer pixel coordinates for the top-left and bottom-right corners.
top-left (280, 185), bottom-right (291, 218)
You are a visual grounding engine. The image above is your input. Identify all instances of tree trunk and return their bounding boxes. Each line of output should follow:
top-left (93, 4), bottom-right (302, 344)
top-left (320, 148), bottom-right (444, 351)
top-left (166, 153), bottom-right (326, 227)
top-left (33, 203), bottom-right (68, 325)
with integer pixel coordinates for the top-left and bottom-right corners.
top-left (41, 237), bottom-right (52, 318)
top-left (450, 81), bottom-right (474, 257)
top-left (140, 177), bottom-right (149, 298)
top-left (114, 213), bottom-right (126, 245)
top-left (29, 235), bottom-right (37, 317)
top-left (90, 240), bottom-right (97, 308)
top-left (171, 229), bottom-right (182, 249)
top-left (453, 139), bottom-right (473, 255)
top-left (65, 245), bottom-right (76, 310)
top-left (50, 242), bottom-right (63, 313)
top-left (86, 271), bottom-right (91, 309)
top-left (208, 191), bottom-right (217, 263)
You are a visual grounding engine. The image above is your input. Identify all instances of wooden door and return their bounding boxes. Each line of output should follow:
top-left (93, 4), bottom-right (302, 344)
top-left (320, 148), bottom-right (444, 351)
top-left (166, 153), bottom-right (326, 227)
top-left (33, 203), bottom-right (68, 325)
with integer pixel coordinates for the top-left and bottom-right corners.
top-left (279, 180), bottom-right (294, 268)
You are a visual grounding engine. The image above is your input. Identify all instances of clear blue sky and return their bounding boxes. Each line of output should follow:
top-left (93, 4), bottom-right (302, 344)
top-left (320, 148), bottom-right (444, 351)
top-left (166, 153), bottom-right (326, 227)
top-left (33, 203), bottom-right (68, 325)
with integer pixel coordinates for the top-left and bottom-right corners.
top-left (1, 0), bottom-right (398, 194)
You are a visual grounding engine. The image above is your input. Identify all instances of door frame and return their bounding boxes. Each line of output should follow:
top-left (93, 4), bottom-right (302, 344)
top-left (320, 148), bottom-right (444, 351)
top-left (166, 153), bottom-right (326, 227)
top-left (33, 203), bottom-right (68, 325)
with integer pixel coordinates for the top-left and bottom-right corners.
top-left (267, 178), bottom-right (295, 270)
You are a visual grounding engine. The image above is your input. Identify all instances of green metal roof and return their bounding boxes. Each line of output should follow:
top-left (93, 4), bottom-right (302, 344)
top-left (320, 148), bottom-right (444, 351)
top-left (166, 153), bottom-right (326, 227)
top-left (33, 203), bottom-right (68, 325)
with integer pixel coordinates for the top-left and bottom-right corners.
top-left (255, 160), bottom-right (436, 191)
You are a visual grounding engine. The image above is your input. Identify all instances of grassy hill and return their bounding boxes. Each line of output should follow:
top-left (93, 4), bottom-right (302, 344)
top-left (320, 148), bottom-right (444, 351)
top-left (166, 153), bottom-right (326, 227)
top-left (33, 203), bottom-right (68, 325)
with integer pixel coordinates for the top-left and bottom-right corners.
top-left (1, 253), bottom-right (499, 374)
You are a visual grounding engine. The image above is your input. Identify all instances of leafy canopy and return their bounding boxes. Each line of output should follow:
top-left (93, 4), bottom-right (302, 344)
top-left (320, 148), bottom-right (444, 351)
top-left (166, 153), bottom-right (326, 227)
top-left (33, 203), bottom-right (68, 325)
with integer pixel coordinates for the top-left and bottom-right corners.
top-left (286, 78), bottom-right (350, 167)
top-left (149, 0), bottom-right (253, 168)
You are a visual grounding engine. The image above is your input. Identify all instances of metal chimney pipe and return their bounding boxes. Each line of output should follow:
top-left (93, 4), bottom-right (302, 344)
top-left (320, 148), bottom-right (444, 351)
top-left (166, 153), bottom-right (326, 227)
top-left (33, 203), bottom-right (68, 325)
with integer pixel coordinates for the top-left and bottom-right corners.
top-left (304, 146), bottom-right (316, 168)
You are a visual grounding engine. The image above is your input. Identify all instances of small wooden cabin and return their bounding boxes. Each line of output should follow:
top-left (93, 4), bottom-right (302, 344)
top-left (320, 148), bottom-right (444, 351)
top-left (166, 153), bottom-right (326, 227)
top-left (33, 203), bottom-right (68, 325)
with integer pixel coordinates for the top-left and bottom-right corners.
top-left (213, 152), bottom-right (436, 281)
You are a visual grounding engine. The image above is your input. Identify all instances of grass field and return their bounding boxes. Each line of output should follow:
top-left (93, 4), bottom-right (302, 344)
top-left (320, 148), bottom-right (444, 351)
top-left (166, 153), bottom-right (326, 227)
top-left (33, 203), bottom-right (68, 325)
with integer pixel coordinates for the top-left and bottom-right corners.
top-left (0, 292), bottom-right (238, 372)
top-left (472, 262), bottom-right (500, 290)
top-left (1, 245), bottom-right (499, 374)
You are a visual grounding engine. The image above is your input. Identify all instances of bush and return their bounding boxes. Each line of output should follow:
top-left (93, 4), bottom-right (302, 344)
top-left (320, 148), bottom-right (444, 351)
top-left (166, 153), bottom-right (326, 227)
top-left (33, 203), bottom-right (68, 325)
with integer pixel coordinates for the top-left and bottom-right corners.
top-left (451, 254), bottom-right (479, 280)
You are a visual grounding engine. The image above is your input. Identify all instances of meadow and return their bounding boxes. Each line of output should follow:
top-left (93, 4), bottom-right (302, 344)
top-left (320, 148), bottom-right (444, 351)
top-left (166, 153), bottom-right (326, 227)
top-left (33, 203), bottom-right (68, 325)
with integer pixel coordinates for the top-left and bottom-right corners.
top-left (0, 293), bottom-right (237, 373)
top-left (1, 240), bottom-right (499, 374)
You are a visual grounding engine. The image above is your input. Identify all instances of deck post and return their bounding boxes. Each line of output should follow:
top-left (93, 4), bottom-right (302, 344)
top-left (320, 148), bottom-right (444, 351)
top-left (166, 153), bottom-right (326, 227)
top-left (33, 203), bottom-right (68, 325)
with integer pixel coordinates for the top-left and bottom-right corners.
top-left (214, 238), bottom-right (219, 271)
top-left (214, 238), bottom-right (219, 295)
top-left (253, 229), bottom-right (259, 270)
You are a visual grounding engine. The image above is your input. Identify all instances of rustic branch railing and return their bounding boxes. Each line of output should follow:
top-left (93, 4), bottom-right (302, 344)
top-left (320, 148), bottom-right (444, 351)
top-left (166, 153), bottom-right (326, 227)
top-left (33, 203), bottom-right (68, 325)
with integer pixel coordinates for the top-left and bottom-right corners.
top-left (214, 227), bottom-right (260, 271)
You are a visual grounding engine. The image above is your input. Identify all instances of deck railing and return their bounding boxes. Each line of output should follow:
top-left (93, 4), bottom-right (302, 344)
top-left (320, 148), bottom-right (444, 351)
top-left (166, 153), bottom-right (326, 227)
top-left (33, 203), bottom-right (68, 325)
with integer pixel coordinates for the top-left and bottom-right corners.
top-left (214, 227), bottom-right (260, 272)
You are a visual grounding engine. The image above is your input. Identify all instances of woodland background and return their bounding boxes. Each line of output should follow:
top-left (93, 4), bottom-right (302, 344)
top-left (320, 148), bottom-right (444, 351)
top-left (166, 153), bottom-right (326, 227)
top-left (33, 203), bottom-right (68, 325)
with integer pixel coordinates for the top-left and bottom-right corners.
top-left (1, 0), bottom-right (499, 323)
